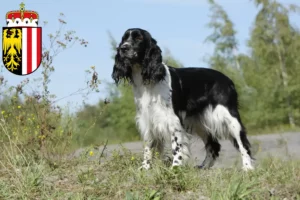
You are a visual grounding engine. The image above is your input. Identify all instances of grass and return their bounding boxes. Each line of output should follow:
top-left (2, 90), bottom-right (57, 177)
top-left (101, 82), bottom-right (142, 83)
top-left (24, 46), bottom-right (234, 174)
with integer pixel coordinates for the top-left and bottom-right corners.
top-left (0, 15), bottom-right (299, 199)
top-left (0, 95), bottom-right (299, 199)
top-left (0, 80), bottom-right (298, 200)
top-left (1, 139), bottom-right (300, 200)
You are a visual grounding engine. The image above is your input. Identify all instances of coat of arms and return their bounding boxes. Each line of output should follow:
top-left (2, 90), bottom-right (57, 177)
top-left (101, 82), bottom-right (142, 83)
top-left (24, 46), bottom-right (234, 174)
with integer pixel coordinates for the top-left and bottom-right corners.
top-left (2, 2), bottom-right (42, 75)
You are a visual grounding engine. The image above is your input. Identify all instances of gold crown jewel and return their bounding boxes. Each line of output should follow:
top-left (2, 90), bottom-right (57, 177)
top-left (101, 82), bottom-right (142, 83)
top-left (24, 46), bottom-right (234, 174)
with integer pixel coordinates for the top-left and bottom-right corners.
top-left (20, 2), bottom-right (25, 21)
top-left (6, 2), bottom-right (39, 25)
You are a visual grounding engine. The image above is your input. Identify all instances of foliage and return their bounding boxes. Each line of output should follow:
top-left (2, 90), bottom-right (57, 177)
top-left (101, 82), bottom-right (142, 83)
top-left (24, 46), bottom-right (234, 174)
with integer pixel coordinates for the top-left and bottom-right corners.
top-left (0, 14), bottom-right (100, 154)
top-left (246, 0), bottom-right (300, 128)
top-left (205, 0), bottom-right (300, 131)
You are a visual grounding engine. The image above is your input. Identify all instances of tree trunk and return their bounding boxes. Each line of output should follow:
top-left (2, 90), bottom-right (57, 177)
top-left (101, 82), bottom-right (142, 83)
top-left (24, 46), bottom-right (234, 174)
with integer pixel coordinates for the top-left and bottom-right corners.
top-left (275, 42), bottom-right (295, 127)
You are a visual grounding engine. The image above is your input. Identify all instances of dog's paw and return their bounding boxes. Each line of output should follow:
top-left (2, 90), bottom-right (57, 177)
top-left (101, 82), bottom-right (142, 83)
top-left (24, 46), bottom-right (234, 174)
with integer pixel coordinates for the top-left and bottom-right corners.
top-left (242, 165), bottom-right (254, 171)
top-left (139, 161), bottom-right (151, 171)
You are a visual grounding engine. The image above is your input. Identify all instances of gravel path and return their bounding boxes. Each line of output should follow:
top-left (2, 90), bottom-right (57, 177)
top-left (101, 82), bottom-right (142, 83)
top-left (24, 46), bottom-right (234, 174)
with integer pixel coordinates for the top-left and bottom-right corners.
top-left (73, 132), bottom-right (300, 168)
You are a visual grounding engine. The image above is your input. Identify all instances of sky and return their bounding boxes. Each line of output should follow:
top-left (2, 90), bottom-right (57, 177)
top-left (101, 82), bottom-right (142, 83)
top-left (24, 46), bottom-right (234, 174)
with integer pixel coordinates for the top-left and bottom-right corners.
top-left (0, 0), bottom-right (299, 111)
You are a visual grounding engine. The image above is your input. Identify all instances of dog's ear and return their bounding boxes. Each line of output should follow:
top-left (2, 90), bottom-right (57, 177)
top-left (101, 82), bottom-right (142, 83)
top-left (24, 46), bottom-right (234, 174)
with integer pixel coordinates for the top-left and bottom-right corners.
top-left (142, 36), bottom-right (166, 84)
top-left (112, 44), bottom-right (132, 85)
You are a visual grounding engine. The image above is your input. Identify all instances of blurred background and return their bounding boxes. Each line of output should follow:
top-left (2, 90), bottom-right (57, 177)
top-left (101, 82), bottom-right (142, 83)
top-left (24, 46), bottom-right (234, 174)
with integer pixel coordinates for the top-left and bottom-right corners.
top-left (0, 0), bottom-right (299, 150)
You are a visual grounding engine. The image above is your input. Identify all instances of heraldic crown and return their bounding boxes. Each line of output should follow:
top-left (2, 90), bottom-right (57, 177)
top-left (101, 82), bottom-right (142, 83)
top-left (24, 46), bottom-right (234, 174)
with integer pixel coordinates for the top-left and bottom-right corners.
top-left (6, 2), bottom-right (39, 27)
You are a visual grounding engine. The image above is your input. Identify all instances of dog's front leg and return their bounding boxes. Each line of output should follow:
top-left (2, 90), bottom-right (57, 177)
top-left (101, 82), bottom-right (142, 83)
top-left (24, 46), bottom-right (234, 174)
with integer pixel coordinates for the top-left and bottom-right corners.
top-left (170, 127), bottom-right (191, 168)
top-left (140, 141), bottom-right (153, 170)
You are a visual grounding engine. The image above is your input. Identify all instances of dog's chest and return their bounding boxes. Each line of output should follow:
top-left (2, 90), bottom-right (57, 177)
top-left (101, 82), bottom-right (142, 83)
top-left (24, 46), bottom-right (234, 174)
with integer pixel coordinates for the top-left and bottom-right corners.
top-left (132, 73), bottom-right (174, 136)
top-left (133, 81), bottom-right (171, 116)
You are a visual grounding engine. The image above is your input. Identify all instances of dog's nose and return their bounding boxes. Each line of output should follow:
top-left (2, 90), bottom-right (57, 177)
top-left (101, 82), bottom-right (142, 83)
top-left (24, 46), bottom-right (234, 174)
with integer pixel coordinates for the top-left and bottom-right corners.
top-left (120, 43), bottom-right (131, 51)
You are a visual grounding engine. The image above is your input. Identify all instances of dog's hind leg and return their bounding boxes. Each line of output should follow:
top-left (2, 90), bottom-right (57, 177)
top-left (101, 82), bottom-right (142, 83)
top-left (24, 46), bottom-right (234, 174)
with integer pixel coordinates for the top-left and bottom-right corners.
top-left (227, 113), bottom-right (254, 171)
top-left (200, 104), bottom-right (254, 171)
top-left (223, 105), bottom-right (254, 171)
top-left (198, 134), bottom-right (221, 169)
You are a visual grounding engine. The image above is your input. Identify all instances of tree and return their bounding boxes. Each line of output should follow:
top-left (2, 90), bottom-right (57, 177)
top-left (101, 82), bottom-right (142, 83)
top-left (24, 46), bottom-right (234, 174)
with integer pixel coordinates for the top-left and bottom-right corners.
top-left (205, 0), bottom-right (251, 90)
top-left (248, 0), bottom-right (300, 127)
top-left (205, 0), bottom-right (300, 131)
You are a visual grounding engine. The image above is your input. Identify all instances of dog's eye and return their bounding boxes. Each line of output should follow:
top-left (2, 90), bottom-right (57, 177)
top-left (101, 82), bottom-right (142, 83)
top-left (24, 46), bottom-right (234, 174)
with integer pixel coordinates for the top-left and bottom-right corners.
top-left (136, 36), bottom-right (143, 41)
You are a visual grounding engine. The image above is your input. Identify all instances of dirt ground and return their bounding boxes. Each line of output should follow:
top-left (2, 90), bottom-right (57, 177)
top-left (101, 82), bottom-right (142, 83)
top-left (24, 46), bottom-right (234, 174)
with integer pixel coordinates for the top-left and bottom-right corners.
top-left (73, 132), bottom-right (300, 168)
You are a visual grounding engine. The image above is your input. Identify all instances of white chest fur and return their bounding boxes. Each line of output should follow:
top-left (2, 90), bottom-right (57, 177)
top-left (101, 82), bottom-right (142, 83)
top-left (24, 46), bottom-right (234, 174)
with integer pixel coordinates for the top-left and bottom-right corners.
top-left (132, 64), bottom-right (179, 142)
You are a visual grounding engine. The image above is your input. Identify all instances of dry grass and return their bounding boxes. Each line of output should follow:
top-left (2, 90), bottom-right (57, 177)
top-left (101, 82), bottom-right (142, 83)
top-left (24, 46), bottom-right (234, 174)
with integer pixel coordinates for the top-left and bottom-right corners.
top-left (1, 141), bottom-right (300, 200)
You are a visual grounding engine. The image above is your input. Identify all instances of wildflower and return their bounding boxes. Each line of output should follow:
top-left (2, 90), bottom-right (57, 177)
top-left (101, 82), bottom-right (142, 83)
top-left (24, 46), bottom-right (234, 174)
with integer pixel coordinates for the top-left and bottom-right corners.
top-left (89, 151), bottom-right (94, 156)
top-left (131, 156), bottom-right (135, 161)
top-left (38, 135), bottom-right (46, 140)
top-left (17, 105), bottom-right (21, 109)
top-left (1, 111), bottom-right (5, 115)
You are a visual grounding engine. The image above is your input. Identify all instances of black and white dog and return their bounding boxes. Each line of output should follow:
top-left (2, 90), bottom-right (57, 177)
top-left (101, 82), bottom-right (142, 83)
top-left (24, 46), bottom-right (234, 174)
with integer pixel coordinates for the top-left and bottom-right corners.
top-left (112, 28), bottom-right (254, 171)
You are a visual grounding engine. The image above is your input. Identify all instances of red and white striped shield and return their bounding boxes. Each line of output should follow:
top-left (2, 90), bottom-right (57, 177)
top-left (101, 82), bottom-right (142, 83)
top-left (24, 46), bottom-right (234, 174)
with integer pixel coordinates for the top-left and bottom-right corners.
top-left (2, 27), bottom-right (42, 76)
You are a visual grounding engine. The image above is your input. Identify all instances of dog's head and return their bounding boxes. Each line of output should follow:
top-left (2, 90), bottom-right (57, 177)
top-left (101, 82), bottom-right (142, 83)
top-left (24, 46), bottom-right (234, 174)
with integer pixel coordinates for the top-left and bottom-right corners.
top-left (112, 28), bottom-right (166, 85)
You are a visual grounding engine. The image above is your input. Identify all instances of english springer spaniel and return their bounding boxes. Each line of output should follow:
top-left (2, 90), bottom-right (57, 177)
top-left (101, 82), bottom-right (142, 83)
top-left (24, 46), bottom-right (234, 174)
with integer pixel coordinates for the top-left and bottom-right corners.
top-left (112, 28), bottom-right (254, 171)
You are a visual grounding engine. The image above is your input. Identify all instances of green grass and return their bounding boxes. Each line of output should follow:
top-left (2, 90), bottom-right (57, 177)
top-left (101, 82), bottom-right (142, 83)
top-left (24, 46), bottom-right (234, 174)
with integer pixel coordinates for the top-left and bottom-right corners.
top-left (1, 141), bottom-right (300, 200)
top-left (0, 95), bottom-right (299, 199)
top-left (1, 13), bottom-right (300, 199)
